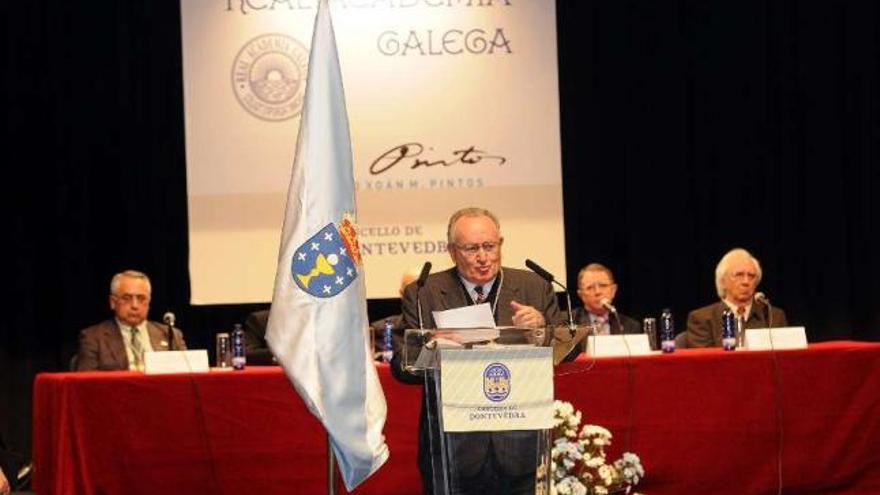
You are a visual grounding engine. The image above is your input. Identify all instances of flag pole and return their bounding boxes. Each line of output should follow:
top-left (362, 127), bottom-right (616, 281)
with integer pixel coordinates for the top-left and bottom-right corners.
top-left (327, 433), bottom-right (337, 495)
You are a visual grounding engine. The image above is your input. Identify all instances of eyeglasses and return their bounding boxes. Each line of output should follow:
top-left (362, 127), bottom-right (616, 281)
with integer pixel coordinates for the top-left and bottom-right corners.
top-left (113, 293), bottom-right (150, 304)
top-left (579, 282), bottom-right (614, 292)
top-left (729, 271), bottom-right (758, 281)
top-left (454, 241), bottom-right (501, 257)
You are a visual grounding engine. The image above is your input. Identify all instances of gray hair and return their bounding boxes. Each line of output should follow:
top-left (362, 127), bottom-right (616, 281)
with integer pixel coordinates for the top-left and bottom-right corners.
top-left (110, 270), bottom-right (152, 295)
top-left (446, 207), bottom-right (501, 245)
top-left (715, 248), bottom-right (762, 299)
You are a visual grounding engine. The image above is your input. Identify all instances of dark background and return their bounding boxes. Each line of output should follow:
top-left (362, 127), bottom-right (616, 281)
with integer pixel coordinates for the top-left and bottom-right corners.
top-left (3, 0), bottom-right (878, 461)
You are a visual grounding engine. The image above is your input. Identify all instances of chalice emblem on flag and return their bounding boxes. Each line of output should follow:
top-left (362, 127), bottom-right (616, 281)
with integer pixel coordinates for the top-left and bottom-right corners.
top-left (292, 217), bottom-right (363, 298)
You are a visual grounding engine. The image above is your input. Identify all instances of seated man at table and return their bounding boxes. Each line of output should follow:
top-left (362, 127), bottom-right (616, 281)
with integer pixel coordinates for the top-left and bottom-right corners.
top-left (393, 206), bottom-right (561, 495)
top-left (574, 263), bottom-right (641, 335)
top-left (242, 308), bottom-right (276, 365)
top-left (686, 248), bottom-right (788, 348)
top-left (76, 270), bottom-right (186, 371)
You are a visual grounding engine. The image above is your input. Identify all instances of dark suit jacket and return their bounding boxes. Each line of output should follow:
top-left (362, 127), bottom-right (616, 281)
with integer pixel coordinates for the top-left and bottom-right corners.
top-left (394, 267), bottom-right (561, 493)
top-left (76, 319), bottom-right (187, 371)
top-left (572, 307), bottom-right (641, 335)
top-left (685, 301), bottom-right (788, 348)
top-left (564, 307), bottom-right (642, 360)
top-left (243, 309), bottom-right (276, 365)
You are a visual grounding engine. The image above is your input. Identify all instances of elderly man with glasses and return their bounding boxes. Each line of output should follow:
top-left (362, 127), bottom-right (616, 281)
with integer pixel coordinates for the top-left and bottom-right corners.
top-left (394, 206), bottom-right (561, 495)
top-left (574, 263), bottom-right (641, 336)
top-left (75, 270), bottom-right (186, 371)
top-left (685, 248), bottom-right (788, 348)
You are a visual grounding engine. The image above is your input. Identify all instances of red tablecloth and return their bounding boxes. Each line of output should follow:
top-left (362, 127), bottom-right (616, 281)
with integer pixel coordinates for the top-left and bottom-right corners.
top-left (33, 341), bottom-right (880, 494)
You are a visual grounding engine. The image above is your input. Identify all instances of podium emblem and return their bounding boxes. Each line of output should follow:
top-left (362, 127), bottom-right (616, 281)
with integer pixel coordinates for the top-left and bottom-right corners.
top-left (483, 362), bottom-right (511, 402)
top-left (291, 219), bottom-right (361, 298)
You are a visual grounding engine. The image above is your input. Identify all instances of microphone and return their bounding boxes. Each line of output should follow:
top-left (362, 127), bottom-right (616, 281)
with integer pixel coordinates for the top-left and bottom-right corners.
top-left (163, 311), bottom-right (176, 350)
top-left (417, 261), bottom-right (432, 288)
top-left (600, 298), bottom-right (624, 334)
top-left (600, 298), bottom-right (617, 314)
top-left (754, 292), bottom-right (769, 305)
top-left (416, 262), bottom-right (431, 330)
top-left (525, 259), bottom-right (575, 335)
top-left (601, 298), bottom-right (625, 334)
top-left (525, 259), bottom-right (554, 283)
top-left (163, 311), bottom-right (176, 326)
top-left (754, 292), bottom-right (773, 329)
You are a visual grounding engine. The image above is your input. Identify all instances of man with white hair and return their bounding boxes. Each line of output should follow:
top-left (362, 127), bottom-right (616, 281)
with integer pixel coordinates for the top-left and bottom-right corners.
top-left (685, 248), bottom-right (788, 348)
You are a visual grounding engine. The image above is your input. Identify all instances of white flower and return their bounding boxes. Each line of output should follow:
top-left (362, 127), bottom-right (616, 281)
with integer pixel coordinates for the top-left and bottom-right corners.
top-left (598, 464), bottom-right (616, 485)
top-left (550, 401), bottom-right (645, 494)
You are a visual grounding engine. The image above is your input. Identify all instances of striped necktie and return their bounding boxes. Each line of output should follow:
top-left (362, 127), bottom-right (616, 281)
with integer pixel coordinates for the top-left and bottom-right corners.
top-left (473, 285), bottom-right (486, 304)
top-left (130, 326), bottom-right (144, 371)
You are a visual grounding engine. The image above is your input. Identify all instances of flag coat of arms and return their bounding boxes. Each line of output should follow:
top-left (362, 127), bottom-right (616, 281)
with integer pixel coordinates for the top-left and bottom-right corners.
top-left (266, 0), bottom-right (389, 489)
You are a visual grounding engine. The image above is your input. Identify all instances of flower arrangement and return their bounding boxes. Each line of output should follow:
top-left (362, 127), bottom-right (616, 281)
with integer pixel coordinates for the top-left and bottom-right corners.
top-left (548, 400), bottom-right (645, 495)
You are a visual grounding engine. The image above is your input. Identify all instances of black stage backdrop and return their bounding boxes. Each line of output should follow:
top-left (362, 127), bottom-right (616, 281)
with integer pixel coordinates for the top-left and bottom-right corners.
top-left (3, 1), bottom-right (878, 460)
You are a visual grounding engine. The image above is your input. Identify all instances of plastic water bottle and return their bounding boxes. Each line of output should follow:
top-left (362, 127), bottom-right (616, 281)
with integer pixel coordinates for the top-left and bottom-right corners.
top-left (381, 319), bottom-right (394, 363)
top-left (721, 309), bottom-right (736, 351)
top-left (232, 323), bottom-right (246, 370)
top-left (660, 308), bottom-right (676, 353)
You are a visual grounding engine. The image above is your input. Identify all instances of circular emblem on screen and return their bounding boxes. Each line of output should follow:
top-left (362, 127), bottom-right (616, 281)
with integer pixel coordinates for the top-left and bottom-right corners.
top-left (483, 363), bottom-right (511, 402)
top-left (231, 33), bottom-right (308, 122)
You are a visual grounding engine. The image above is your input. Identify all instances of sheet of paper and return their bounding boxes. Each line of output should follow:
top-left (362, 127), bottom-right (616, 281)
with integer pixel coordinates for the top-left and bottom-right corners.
top-left (433, 303), bottom-right (496, 329)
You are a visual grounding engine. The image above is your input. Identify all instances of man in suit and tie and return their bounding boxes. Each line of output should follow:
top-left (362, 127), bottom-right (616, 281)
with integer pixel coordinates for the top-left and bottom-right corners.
top-left (686, 248), bottom-right (788, 348)
top-left (574, 263), bottom-right (641, 335)
top-left (394, 207), bottom-right (560, 495)
top-left (76, 270), bottom-right (186, 371)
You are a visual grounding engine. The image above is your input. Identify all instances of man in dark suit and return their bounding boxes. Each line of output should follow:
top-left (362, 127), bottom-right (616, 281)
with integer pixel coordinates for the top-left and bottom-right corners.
top-left (76, 270), bottom-right (186, 371)
top-left (686, 248), bottom-right (788, 348)
top-left (242, 309), bottom-right (277, 365)
top-left (573, 263), bottom-right (641, 335)
top-left (394, 207), bottom-right (560, 495)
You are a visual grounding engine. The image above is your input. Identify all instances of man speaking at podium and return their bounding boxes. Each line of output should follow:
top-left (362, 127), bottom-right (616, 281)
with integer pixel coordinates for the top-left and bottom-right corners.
top-left (397, 207), bottom-right (560, 494)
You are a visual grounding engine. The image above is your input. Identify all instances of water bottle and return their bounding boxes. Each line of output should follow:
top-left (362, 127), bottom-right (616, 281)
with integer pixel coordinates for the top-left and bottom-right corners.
top-left (381, 319), bottom-right (394, 363)
top-left (660, 308), bottom-right (676, 353)
top-left (232, 323), bottom-right (246, 370)
top-left (721, 309), bottom-right (736, 351)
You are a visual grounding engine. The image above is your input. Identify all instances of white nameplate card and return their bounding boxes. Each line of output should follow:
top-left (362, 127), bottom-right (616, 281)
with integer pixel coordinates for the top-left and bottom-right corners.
top-left (144, 350), bottom-right (210, 374)
top-left (440, 347), bottom-right (553, 432)
top-left (587, 334), bottom-right (653, 357)
top-left (744, 327), bottom-right (808, 350)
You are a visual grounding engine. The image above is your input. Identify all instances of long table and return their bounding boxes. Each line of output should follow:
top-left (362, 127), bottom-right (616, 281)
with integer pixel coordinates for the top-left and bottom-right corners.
top-left (33, 341), bottom-right (880, 494)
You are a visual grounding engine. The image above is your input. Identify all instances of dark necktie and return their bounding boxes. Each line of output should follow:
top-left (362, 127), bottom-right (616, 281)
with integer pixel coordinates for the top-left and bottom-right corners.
top-left (473, 285), bottom-right (486, 304)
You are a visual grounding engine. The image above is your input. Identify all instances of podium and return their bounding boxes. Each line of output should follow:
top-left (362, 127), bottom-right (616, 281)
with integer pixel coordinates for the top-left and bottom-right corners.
top-left (402, 327), bottom-right (573, 495)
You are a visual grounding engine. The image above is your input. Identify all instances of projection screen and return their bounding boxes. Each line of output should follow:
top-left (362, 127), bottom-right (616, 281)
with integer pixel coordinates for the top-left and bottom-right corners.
top-left (181, 0), bottom-right (565, 303)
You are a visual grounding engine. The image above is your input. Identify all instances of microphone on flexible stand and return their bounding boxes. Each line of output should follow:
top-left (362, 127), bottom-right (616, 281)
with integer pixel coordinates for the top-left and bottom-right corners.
top-left (163, 311), bottom-right (176, 350)
top-left (416, 262), bottom-right (432, 330)
top-left (754, 291), bottom-right (773, 329)
top-left (601, 298), bottom-right (624, 334)
top-left (525, 259), bottom-right (575, 336)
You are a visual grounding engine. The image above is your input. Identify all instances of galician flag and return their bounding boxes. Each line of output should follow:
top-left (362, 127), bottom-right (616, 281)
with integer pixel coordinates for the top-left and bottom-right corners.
top-left (266, 0), bottom-right (389, 489)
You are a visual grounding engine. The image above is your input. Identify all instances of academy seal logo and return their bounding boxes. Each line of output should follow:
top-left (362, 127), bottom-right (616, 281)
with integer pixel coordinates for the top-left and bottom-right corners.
top-left (483, 363), bottom-right (511, 402)
top-left (232, 33), bottom-right (308, 122)
top-left (291, 218), bottom-right (363, 298)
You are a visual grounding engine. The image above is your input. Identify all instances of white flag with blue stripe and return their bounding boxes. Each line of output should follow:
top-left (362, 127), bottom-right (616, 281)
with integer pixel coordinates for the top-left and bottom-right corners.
top-left (266, 0), bottom-right (389, 489)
